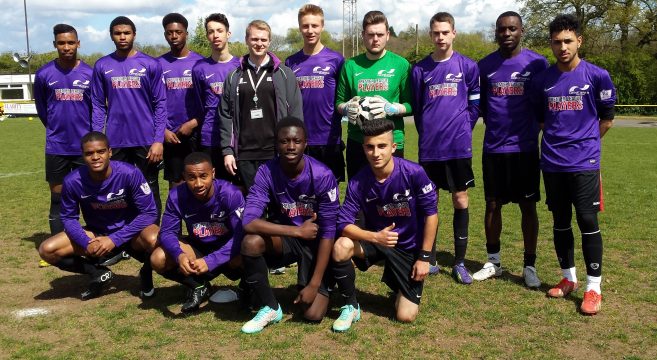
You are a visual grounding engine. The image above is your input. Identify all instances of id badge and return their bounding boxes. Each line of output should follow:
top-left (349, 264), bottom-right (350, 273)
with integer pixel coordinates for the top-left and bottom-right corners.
top-left (250, 108), bottom-right (263, 119)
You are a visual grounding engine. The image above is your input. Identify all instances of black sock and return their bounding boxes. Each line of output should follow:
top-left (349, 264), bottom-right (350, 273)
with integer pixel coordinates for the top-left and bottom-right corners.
top-left (49, 192), bottom-right (64, 235)
top-left (161, 269), bottom-right (204, 289)
top-left (553, 228), bottom-right (575, 270)
top-left (124, 247), bottom-right (147, 263)
top-left (523, 253), bottom-right (537, 267)
top-left (332, 260), bottom-right (357, 307)
top-left (453, 208), bottom-right (469, 264)
top-left (577, 212), bottom-right (603, 277)
top-left (553, 207), bottom-right (575, 270)
top-left (242, 255), bottom-right (278, 310)
top-left (429, 236), bottom-right (438, 264)
top-left (55, 256), bottom-right (100, 275)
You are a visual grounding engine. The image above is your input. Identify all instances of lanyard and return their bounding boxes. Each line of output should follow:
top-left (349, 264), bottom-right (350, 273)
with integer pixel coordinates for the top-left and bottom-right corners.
top-left (246, 68), bottom-right (267, 105)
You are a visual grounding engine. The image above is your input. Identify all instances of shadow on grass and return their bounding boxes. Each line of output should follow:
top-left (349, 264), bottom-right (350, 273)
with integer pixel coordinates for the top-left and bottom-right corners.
top-left (138, 284), bottom-right (208, 319)
top-left (436, 250), bottom-right (578, 307)
top-left (34, 273), bottom-right (141, 301)
top-left (138, 280), bottom-right (254, 321)
top-left (435, 249), bottom-right (546, 288)
top-left (22, 232), bottom-right (50, 250)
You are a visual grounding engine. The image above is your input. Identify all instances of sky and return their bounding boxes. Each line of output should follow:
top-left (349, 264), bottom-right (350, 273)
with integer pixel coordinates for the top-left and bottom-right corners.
top-left (1, 0), bottom-right (521, 56)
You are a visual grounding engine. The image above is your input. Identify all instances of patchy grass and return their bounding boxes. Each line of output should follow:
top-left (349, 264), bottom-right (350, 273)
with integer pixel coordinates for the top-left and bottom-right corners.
top-left (0, 117), bottom-right (655, 359)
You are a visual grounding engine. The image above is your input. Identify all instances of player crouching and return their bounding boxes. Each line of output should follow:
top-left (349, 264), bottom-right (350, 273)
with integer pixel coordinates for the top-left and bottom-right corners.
top-left (150, 152), bottom-right (245, 313)
top-left (39, 131), bottom-right (159, 300)
top-left (330, 119), bottom-right (438, 331)
top-left (239, 117), bottom-right (339, 333)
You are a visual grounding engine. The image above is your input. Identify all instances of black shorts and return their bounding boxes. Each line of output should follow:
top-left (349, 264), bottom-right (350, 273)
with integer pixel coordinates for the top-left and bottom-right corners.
top-left (163, 133), bottom-right (198, 182)
top-left (543, 170), bottom-right (601, 214)
top-left (83, 229), bottom-right (136, 261)
top-left (305, 143), bottom-right (345, 182)
top-left (111, 146), bottom-right (160, 183)
top-left (352, 242), bottom-right (424, 305)
top-left (200, 146), bottom-right (237, 182)
top-left (237, 159), bottom-right (268, 190)
top-left (421, 158), bottom-right (475, 192)
top-left (346, 138), bottom-right (404, 180)
top-left (182, 237), bottom-right (241, 281)
top-left (482, 151), bottom-right (540, 204)
top-left (45, 154), bottom-right (84, 183)
top-left (264, 237), bottom-right (330, 297)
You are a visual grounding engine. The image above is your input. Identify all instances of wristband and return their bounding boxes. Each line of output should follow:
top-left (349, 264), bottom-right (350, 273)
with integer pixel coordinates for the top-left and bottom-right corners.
top-left (417, 250), bottom-right (432, 262)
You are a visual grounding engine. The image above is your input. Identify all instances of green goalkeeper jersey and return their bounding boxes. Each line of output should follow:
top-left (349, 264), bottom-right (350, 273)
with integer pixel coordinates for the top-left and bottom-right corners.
top-left (336, 50), bottom-right (412, 148)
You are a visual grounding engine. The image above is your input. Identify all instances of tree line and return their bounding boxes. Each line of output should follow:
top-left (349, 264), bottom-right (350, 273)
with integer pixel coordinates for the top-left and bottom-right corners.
top-left (2, 1), bottom-right (655, 113)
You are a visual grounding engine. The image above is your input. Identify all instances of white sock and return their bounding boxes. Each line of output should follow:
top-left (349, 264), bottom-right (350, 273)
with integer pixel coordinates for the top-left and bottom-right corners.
top-left (586, 275), bottom-right (602, 294)
top-left (487, 252), bottom-right (500, 265)
top-left (562, 267), bottom-right (577, 282)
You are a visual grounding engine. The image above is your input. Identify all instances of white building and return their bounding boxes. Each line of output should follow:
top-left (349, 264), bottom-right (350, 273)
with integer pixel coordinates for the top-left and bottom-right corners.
top-left (0, 74), bottom-right (36, 114)
top-left (0, 74), bottom-right (33, 101)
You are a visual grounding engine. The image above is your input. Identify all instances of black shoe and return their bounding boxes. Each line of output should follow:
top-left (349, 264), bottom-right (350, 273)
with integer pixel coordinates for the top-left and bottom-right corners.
top-left (139, 265), bottom-right (155, 299)
top-left (81, 268), bottom-right (113, 301)
top-left (181, 284), bottom-right (209, 313)
top-left (99, 251), bottom-right (131, 267)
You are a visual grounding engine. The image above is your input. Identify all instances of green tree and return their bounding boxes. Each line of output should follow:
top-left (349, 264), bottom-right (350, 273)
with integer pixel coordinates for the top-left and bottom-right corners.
top-left (389, 26), bottom-right (397, 37)
top-left (520, 0), bottom-right (612, 49)
top-left (283, 28), bottom-right (342, 52)
top-left (189, 17), bottom-right (211, 57)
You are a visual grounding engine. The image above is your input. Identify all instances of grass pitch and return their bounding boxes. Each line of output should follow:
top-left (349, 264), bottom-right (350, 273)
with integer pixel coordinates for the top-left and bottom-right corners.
top-left (0, 117), bottom-right (655, 359)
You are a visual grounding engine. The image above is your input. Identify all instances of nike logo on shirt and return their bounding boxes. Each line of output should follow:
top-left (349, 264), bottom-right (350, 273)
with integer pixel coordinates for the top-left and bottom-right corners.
top-left (48, 81), bottom-right (58, 86)
top-left (104, 69), bottom-right (114, 75)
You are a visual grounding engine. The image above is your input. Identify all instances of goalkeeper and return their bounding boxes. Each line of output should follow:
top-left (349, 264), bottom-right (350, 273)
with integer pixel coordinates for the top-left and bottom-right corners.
top-left (336, 10), bottom-right (412, 179)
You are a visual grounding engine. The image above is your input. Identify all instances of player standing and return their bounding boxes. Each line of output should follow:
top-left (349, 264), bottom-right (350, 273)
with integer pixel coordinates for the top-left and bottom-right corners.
top-left (192, 13), bottom-right (241, 179)
top-left (91, 16), bottom-right (167, 215)
top-left (472, 11), bottom-right (548, 287)
top-left (34, 24), bottom-right (92, 239)
top-left (38, 132), bottom-right (159, 300)
top-left (219, 20), bottom-right (303, 190)
top-left (330, 119), bottom-right (438, 331)
top-left (410, 12), bottom-right (480, 283)
top-left (285, 4), bottom-right (345, 181)
top-left (239, 117), bottom-right (339, 333)
top-left (158, 13), bottom-right (204, 188)
top-left (151, 152), bottom-right (244, 313)
top-left (531, 14), bottom-right (615, 314)
top-left (335, 10), bottom-right (412, 179)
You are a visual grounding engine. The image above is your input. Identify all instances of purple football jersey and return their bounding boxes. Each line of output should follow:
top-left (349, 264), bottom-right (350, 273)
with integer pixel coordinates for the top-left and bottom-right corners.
top-left (91, 51), bottom-right (167, 147)
top-left (338, 158), bottom-right (437, 252)
top-left (192, 56), bottom-right (241, 147)
top-left (285, 47), bottom-right (344, 146)
top-left (530, 60), bottom-right (616, 172)
top-left (34, 60), bottom-right (93, 155)
top-left (60, 160), bottom-right (158, 248)
top-left (243, 155), bottom-right (339, 240)
top-left (159, 179), bottom-right (244, 271)
top-left (411, 52), bottom-right (480, 162)
top-left (478, 49), bottom-right (549, 153)
top-left (158, 51), bottom-right (204, 132)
